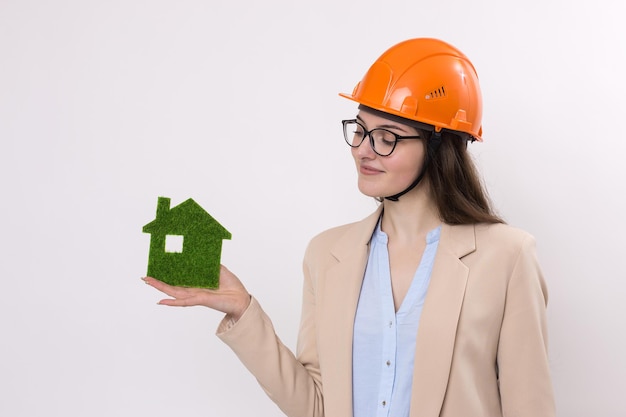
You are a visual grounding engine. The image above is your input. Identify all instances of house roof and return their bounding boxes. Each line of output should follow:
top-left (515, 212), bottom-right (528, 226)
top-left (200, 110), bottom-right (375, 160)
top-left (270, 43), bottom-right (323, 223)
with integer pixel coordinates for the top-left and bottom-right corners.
top-left (142, 197), bottom-right (231, 239)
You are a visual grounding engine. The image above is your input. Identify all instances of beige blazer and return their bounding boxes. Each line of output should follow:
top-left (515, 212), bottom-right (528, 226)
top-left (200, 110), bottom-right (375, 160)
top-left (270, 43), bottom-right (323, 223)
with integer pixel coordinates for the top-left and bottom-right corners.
top-left (219, 207), bottom-right (555, 417)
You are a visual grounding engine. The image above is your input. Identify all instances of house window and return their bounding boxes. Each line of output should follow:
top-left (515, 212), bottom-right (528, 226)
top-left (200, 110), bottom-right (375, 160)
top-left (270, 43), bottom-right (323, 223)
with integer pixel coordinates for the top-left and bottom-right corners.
top-left (165, 235), bottom-right (184, 253)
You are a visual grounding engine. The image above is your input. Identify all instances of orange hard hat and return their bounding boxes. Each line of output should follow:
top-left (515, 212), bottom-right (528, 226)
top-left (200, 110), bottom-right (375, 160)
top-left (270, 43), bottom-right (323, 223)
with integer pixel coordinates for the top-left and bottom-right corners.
top-left (340, 38), bottom-right (483, 140)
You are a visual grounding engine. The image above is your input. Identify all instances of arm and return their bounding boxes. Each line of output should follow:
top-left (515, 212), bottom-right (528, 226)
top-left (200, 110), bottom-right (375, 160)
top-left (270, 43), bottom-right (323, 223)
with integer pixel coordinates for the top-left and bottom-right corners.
top-left (216, 255), bottom-right (324, 417)
top-left (497, 236), bottom-right (556, 417)
top-left (144, 261), bottom-right (325, 417)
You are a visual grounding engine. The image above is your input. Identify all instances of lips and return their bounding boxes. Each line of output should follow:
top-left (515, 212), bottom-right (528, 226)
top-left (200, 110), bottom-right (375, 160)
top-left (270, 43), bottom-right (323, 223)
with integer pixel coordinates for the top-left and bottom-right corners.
top-left (359, 164), bottom-right (383, 175)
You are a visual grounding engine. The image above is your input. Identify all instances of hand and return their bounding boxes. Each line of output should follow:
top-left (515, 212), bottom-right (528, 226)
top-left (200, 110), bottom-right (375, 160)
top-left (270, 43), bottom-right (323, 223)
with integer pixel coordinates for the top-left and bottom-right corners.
top-left (142, 265), bottom-right (251, 321)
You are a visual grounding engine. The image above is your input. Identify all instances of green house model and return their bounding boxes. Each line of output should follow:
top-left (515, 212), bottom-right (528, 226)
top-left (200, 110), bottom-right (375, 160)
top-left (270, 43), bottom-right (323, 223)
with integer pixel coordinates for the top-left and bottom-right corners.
top-left (142, 197), bottom-right (231, 288)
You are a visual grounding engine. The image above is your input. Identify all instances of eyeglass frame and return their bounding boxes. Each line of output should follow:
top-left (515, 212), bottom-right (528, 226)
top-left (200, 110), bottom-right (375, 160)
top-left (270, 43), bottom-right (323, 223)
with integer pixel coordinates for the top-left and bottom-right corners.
top-left (341, 119), bottom-right (425, 156)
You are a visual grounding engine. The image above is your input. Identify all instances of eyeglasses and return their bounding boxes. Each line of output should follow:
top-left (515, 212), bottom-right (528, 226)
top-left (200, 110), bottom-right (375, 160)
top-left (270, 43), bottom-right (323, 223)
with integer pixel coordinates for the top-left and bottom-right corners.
top-left (342, 119), bottom-right (423, 156)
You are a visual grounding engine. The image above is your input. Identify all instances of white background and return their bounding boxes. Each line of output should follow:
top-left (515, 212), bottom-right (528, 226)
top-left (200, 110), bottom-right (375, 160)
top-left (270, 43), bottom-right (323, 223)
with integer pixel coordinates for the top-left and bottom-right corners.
top-left (1, 0), bottom-right (625, 416)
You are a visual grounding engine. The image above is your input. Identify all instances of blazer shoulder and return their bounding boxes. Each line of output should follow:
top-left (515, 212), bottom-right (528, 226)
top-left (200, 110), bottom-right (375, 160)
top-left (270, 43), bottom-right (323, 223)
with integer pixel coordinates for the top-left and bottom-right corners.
top-left (472, 222), bottom-right (538, 261)
top-left (304, 208), bottom-right (381, 265)
top-left (305, 220), bottom-right (362, 259)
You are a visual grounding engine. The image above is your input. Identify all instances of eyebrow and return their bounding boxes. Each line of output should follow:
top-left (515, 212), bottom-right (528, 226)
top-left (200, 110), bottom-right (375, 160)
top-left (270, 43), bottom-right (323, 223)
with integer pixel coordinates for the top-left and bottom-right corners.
top-left (356, 114), bottom-right (412, 134)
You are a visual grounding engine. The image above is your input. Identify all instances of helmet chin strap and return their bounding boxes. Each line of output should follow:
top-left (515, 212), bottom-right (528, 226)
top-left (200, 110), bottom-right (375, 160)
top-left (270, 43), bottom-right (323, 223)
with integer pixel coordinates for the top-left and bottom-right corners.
top-left (384, 131), bottom-right (442, 202)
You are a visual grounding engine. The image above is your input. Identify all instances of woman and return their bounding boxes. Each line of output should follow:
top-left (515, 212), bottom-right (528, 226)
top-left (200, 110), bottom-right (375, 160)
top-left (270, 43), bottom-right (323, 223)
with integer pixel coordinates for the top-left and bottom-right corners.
top-left (143, 38), bottom-right (555, 417)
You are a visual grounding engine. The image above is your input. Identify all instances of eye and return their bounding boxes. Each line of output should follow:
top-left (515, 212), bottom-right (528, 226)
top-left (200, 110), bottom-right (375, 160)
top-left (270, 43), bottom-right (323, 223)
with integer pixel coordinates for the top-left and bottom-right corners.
top-left (374, 130), bottom-right (396, 146)
top-left (353, 128), bottom-right (364, 137)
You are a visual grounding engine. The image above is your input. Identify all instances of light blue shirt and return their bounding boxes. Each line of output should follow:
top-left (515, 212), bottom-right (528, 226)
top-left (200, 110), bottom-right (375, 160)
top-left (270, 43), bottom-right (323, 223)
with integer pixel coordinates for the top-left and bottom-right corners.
top-left (352, 220), bottom-right (441, 417)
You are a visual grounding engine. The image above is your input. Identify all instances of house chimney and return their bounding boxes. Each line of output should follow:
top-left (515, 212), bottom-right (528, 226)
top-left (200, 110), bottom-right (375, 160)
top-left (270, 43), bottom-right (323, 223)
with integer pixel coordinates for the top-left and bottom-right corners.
top-left (156, 197), bottom-right (171, 218)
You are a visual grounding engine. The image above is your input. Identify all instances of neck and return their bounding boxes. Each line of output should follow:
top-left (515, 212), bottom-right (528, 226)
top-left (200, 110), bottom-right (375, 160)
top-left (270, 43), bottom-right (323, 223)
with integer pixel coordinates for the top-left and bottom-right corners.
top-left (380, 183), bottom-right (440, 244)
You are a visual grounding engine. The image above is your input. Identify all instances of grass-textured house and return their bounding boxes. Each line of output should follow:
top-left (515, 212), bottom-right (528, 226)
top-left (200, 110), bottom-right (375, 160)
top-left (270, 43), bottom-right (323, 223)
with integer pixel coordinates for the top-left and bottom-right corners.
top-left (143, 197), bottom-right (231, 288)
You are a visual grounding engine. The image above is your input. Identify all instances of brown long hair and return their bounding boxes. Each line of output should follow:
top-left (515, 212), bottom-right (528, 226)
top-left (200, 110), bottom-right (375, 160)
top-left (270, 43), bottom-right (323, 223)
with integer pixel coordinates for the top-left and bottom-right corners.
top-left (425, 130), bottom-right (503, 225)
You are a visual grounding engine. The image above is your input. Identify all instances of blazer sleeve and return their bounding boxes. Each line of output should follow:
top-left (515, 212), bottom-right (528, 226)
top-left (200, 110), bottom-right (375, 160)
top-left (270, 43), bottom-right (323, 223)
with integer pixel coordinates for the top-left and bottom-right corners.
top-left (216, 253), bottom-right (324, 417)
top-left (496, 235), bottom-right (556, 417)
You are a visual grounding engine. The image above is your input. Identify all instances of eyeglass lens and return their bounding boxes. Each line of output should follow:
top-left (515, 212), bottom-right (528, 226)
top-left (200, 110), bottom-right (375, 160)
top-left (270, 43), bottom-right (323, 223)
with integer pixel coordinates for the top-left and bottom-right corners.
top-left (343, 121), bottom-right (398, 156)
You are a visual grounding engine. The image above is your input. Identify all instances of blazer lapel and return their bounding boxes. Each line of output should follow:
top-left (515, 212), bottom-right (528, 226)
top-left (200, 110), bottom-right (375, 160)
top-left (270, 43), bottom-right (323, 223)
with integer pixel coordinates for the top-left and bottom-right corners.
top-left (317, 207), bottom-right (382, 417)
top-left (410, 223), bottom-right (476, 417)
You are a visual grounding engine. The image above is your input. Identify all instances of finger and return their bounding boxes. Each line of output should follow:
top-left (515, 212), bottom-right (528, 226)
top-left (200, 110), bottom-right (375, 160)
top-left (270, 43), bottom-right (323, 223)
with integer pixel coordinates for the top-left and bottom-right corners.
top-left (157, 293), bottom-right (211, 307)
top-left (143, 277), bottom-right (194, 298)
top-left (220, 264), bottom-right (237, 279)
top-left (218, 265), bottom-right (244, 289)
top-left (157, 298), bottom-right (191, 307)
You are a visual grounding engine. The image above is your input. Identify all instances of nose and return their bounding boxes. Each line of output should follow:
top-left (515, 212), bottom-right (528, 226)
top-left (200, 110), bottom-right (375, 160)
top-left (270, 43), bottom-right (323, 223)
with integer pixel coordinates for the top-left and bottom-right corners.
top-left (353, 134), bottom-right (376, 158)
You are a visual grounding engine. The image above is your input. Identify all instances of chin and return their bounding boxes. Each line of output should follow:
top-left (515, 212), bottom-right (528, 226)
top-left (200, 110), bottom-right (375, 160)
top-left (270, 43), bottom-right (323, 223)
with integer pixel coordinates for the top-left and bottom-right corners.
top-left (357, 182), bottom-right (401, 199)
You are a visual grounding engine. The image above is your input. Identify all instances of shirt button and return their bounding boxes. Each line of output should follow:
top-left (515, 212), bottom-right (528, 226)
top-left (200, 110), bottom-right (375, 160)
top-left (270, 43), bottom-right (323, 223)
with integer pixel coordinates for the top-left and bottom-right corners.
top-left (388, 321), bottom-right (393, 328)
top-left (382, 401), bottom-right (387, 407)
top-left (386, 360), bottom-right (391, 366)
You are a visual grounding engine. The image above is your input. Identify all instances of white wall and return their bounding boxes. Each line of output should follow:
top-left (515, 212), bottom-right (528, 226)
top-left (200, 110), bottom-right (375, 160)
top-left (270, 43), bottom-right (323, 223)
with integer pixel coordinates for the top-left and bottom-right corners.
top-left (1, 0), bottom-right (624, 416)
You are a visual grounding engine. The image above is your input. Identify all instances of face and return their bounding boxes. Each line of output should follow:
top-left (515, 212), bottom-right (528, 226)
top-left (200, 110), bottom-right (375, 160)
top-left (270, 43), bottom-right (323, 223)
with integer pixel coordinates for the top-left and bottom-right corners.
top-left (350, 110), bottom-right (426, 198)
